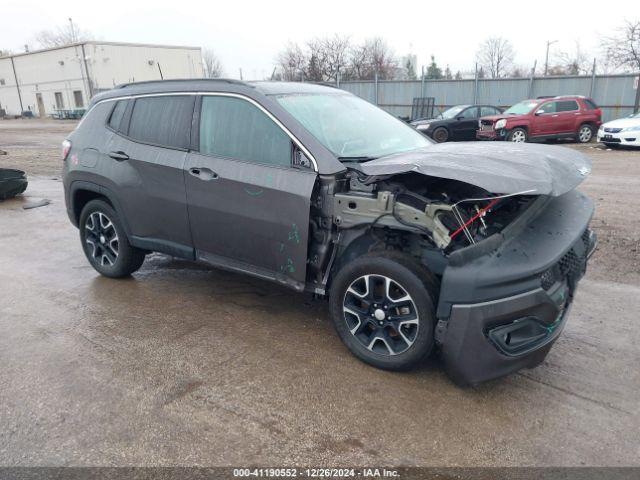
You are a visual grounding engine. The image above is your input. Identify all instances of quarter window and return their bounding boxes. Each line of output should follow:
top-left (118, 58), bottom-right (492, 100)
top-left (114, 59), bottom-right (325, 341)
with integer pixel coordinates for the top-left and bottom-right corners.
top-left (584, 99), bottom-right (598, 110)
top-left (199, 96), bottom-right (291, 167)
top-left (107, 100), bottom-right (128, 132)
top-left (128, 96), bottom-right (194, 149)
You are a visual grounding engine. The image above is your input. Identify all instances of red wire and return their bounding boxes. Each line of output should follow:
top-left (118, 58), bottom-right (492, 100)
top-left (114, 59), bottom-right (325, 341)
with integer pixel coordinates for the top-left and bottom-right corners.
top-left (449, 198), bottom-right (500, 240)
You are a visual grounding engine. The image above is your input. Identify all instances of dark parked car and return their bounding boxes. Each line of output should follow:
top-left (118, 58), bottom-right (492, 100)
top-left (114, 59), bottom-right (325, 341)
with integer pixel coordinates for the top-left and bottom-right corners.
top-left (411, 104), bottom-right (503, 142)
top-left (63, 80), bottom-right (596, 386)
top-left (477, 95), bottom-right (602, 143)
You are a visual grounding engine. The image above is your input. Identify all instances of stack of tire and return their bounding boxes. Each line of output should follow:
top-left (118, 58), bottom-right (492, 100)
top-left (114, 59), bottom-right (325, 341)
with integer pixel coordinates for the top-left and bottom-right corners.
top-left (0, 169), bottom-right (28, 200)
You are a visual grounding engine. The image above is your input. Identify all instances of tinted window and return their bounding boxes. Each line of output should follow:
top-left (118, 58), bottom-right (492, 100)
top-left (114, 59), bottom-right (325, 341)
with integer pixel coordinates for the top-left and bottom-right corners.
top-left (128, 96), bottom-right (194, 149)
top-left (584, 99), bottom-right (598, 110)
top-left (108, 100), bottom-right (128, 131)
top-left (460, 107), bottom-right (478, 119)
top-left (556, 100), bottom-right (579, 112)
top-left (480, 106), bottom-right (500, 116)
top-left (199, 96), bottom-right (291, 167)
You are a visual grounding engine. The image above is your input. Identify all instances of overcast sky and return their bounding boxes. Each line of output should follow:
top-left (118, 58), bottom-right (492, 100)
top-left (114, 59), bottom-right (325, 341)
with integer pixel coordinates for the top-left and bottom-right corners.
top-left (2, 0), bottom-right (636, 79)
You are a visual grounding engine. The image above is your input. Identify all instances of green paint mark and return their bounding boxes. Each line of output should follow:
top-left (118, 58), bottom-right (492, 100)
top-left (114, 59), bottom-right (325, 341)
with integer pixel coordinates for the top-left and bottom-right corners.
top-left (244, 188), bottom-right (264, 197)
top-left (265, 173), bottom-right (274, 187)
top-left (288, 223), bottom-right (300, 244)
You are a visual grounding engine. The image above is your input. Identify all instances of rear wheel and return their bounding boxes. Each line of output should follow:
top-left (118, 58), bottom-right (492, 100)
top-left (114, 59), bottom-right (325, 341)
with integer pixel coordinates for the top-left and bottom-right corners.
top-left (79, 199), bottom-right (145, 278)
top-left (329, 252), bottom-right (437, 371)
top-left (432, 127), bottom-right (449, 143)
top-left (577, 124), bottom-right (593, 143)
top-left (507, 128), bottom-right (527, 143)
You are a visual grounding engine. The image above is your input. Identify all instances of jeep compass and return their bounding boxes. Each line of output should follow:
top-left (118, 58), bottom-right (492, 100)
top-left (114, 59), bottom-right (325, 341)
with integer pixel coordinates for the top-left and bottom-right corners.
top-left (62, 80), bottom-right (596, 385)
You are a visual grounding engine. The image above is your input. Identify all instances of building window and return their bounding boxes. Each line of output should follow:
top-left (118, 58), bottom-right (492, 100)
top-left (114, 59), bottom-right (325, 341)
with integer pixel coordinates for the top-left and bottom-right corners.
top-left (54, 92), bottom-right (64, 109)
top-left (73, 90), bottom-right (84, 108)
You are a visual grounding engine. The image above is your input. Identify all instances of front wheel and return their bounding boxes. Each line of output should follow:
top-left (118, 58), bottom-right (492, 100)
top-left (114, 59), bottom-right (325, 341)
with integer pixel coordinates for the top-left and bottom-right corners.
top-left (577, 124), bottom-right (593, 143)
top-left (507, 128), bottom-right (528, 143)
top-left (79, 199), bottom-right (146, 278)
top-left (329, 252), bottom-right (438, 371)
top-left (432, 127), bottom-right (449, 143)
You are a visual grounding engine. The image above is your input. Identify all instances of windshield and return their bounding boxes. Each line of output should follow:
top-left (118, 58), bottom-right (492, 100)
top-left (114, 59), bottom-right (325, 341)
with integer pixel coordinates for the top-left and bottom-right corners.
top-left (504, 101), bottom-right (539, 115)
top-left (276, 93), bottom-right (431, 160)
top-left (439, 106), bottom-right (467, 119)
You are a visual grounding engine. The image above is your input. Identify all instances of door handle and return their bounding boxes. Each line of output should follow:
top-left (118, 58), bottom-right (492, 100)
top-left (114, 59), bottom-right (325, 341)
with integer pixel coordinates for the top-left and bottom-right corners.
top-left (108, 150), bottom-right (129, 161)
top-left (189, 167), bottom-right (218, 181)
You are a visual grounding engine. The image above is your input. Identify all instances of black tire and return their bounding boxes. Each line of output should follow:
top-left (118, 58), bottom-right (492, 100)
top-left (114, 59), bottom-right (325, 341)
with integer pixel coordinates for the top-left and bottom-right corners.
top-left (507, 127), bottom-right (528, 143)
top-left (432, 127), bottom-right (449, 143)
top-left (0, 169), bottom-right (28, 200)
top-left (577, 124), bottom-right (594, 143)
top-left (329, 251), bottom-right (438, 371)
top-left (79, 199), bottom-right (145, 278)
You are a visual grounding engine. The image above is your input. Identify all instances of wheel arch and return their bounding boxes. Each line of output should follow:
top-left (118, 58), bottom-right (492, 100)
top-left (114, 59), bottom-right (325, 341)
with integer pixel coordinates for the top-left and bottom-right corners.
top-left (69, 181), bottom-right (132, 237)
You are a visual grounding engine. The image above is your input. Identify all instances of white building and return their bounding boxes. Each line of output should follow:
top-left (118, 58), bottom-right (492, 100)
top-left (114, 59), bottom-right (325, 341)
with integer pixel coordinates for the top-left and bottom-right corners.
top-left (0, 41), bottom-right (203, 117)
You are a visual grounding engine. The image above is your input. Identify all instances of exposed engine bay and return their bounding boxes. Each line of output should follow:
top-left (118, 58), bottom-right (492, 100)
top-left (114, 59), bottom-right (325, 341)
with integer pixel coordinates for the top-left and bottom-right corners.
top-left (306, 169), bottom-right (539, 293)
top-left (335, 171), bottom-right (537, 251)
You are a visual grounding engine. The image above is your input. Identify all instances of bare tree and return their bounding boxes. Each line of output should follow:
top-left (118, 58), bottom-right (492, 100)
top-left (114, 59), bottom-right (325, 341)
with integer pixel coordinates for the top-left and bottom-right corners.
top-left (0, 49), bottom-right (11, 57)
top-left (321, 34), bottom-right (351, 81)
top-left (365, 37), bottom-right (397, 79)
top-left (346, 37), bottom-right (396, 80)
top-left (476, 37), bottom-right (515, 78)
top-left (602, 19), bottom-right (640, 72)
top-left (202, 48), bottom-right (224, 78)
top-left (35, 20), bottom-right (92, 48)
top-left (555, 42), bottom-right (591, 75)
top-left (276, 41), bottom-right (307, 81)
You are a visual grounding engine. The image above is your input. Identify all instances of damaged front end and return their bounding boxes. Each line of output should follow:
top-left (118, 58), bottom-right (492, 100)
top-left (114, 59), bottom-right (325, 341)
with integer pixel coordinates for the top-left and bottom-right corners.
top-left (310, 142), bottom-right (596, 385)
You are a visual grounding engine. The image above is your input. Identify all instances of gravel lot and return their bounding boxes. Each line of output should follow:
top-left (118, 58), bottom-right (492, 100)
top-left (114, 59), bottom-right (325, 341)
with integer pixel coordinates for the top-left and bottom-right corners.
top-left (1, 119), bottom-right (639, 467)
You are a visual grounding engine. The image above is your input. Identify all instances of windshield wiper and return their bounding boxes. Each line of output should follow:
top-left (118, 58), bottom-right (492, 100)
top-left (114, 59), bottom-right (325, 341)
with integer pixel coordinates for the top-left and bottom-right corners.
top-left (337, 156), bottom-right (378, 162)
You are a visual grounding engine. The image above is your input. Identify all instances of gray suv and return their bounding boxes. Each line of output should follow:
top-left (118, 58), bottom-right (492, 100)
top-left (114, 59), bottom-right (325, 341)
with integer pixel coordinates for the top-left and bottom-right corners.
top-left (63, 79), bottom-right (596, 385)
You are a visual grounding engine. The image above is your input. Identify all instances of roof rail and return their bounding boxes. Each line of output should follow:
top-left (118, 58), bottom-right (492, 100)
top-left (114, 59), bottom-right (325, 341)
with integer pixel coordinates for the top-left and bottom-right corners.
top-left (115, 78), bottom-right (249, 89)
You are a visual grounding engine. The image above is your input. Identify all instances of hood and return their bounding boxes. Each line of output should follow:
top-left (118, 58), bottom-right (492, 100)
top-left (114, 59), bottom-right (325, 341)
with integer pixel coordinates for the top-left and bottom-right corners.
top-left (359, 142), bottom-right (591, 196)
top-left (603, 116), bottom-right (640, 129)
top-left (411, 118), bottom-right (439, 126)
top-left (480, 114), bottom-right (508, 123)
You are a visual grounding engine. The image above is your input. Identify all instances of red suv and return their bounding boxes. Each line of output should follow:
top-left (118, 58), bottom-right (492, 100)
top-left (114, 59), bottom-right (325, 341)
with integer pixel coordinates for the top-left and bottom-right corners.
top-left (476, 96), bottom-right (602, 143)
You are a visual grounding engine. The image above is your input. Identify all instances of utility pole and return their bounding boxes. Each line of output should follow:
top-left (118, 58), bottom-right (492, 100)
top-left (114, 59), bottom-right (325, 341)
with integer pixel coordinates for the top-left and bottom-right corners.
top-left (544, 40), bottom-right (558, 76)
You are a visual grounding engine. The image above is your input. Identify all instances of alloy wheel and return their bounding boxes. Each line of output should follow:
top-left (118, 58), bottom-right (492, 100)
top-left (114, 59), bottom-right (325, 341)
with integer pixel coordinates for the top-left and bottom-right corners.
top-left (84, 212), bottom-right (119, 266)
top-left (579, 125), bottom-right (592, 143)
top-left (511, 130), bottom-right (526, 142)
top-left (342, 274), bottom-right (419, 356)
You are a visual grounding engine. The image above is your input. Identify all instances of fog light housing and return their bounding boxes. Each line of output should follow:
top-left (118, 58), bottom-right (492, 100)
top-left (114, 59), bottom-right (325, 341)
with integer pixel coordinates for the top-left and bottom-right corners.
top-left (487, 317), bottom-right (549, 356)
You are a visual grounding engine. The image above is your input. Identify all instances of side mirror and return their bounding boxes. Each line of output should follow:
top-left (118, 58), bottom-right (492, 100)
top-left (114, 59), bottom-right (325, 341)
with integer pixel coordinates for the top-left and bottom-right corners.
top-left (456, 116), bottom-right (464, 121)
top-left (535, 110), bottom-right (545, 116)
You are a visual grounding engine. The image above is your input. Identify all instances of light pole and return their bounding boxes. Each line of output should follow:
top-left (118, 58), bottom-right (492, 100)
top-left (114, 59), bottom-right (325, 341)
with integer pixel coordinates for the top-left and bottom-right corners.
top-left (544, 40), bottom-right (558, 76)
top-left (68, 18), bottom-right (77, 43)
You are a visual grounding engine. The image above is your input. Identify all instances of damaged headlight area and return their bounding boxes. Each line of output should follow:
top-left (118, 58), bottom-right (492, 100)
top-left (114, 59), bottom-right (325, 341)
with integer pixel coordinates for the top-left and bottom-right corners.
top-left (332, 171), bottom-right (537, 254)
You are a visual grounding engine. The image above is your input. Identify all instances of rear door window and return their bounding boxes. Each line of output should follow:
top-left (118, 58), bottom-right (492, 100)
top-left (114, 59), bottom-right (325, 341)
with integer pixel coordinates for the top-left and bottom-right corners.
top-left (556, 100), bottom-right (579, 112)
top-left (128, 96), bottom-right (194, 149)
top-left (199, 96), bottom-right (292, 167)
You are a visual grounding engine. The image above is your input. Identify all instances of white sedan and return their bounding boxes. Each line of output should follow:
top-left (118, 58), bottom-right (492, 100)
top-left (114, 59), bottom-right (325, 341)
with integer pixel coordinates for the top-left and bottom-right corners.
top-left (597, 112), bottom-right (640, 147)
